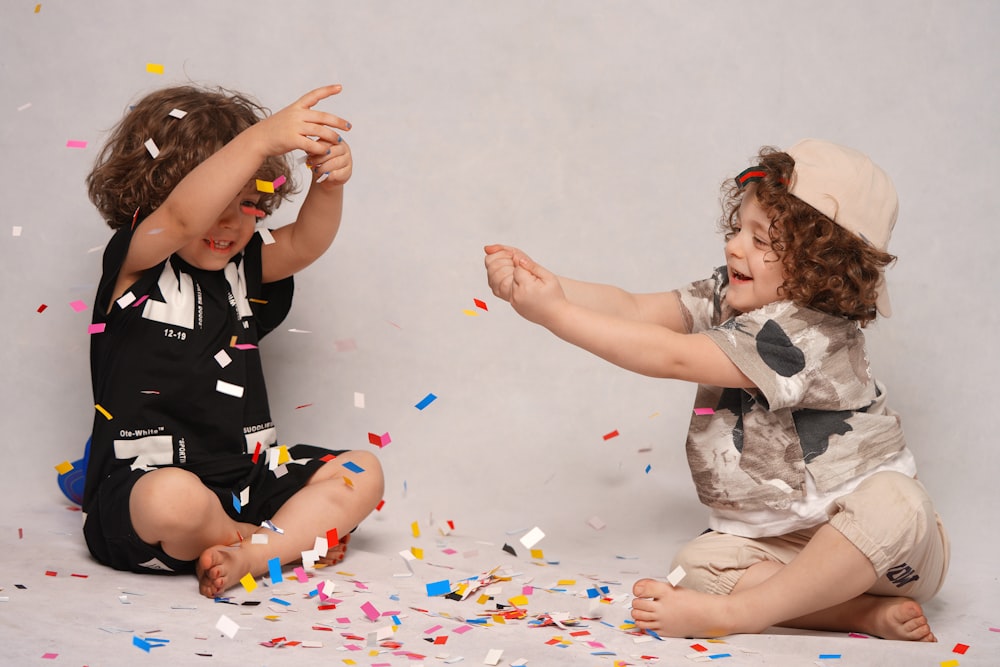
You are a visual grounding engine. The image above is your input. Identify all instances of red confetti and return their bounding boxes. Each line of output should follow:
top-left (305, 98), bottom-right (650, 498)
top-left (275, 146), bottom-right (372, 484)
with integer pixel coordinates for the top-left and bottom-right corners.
top-left (474, 298), bottom-right (488, 311)
top-left (602, 429), bottom-right (620, 441)
top-left (45, 571), bottom-right (57, 577)
top-left (375, 499), bottom-right (385, 511)
top-left (251, 442), bottom-right (262, 464)
top-left (953, 643), bottom-right (970, 654)
top-left (36, 304), bottom-right (47, 313)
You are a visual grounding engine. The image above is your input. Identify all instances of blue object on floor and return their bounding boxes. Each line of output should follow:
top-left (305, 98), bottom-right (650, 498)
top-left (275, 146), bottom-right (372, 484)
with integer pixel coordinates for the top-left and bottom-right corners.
top-left (57, 437), bottom-right (90, 505)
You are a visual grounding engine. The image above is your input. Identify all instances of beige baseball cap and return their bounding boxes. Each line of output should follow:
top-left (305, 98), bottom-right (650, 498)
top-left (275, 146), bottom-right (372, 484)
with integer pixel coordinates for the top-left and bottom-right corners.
top-left (786, 139), bottom-right (897, 317)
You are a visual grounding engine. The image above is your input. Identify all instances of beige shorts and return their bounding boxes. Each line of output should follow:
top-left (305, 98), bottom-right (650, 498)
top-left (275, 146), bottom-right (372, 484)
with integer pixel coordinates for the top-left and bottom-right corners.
top-left (671, 471), bottom-right (950, 602)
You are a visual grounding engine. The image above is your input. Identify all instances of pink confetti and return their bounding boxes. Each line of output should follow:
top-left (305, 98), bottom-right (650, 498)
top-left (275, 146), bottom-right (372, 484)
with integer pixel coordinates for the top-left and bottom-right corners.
top-left (131, 294), bottom-right (150, 308)
top-left (693, 407), bottom-right (715, 415)
top-left (88, 323), bottom-right (106, 335)
top-left (69, 300), bottom-right (87, 312)
top-left (41, 653), bottom-right (58, 659)
top-left (66, 140), bottom-right (87, 149)
top-left (272, 175), bottom-right (286, 188)
top-left (360, 600), bottom-right (380, 622)
top-left (452, 624), bottom-right (473, 634)
top-left (293, 566), bottom-right (308, 583)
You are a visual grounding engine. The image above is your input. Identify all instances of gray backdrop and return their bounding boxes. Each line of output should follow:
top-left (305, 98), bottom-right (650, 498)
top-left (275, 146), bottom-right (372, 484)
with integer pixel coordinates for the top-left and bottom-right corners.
top-left (1, 1), bottom-right (996, 575)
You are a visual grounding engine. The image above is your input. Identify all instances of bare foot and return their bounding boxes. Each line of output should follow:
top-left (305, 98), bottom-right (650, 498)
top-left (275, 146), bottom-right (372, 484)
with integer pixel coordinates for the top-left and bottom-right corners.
top-left (318, 533), bottom-right (351, 567)
top-left (853, 596), bottom-right (936, 642)
top-left (195, 544), bottom-right (251, 598)
top-left (630, 578), bottom-right (753, 638)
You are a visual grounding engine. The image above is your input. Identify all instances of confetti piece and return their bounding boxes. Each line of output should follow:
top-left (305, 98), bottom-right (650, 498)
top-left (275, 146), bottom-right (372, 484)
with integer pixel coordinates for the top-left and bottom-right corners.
top-left (37, 304), bottom-right (47, 313)
top-left (342, 461), bottom-right (365, 474)
top-left (508, 594), bottom-right (529, 607)
top-left (41, 653), bottom-right (57, 660)
top-left (315, 172), bottom-right (330, 183)
top-left (603, 429), bottom-right (619, 441)
top-left (368, 432), bottom-right (390, 448)
top-left (818, 655), bottom-right (841, 660)
top-left (215, 350), bottom-right (232, 368)
top-left (66, 140), bottom-right (87, 149)
top-left (168, 108), bottom-right (187, 119)
top-left (255, 179), bottom-right (275, 194)
top-left (216, 380), bottom-right (245, 398)
top-left (69, 299), bottom-right (87, 312)
top-left (694, 407), bottom-right (715, 416)
top-left (216, 614), bottom-right (240, 638)
top-left (952, 643), bottom-right (969, 654)
top-left (116, 291), bottom-right (137, 308)
top-left (519, 526), bottom-right (545, 549)
top-left (354, 392), bottom-right (365, 408)
top-left (95, 404), bottom-right (113, 420)
top-left (360, 600), bottom-right (380, 621)
top-left (88, 322), bottom-right (106, 335)
top-left (426, 580), bottom-right (451, 597)
top-left (415, 393), bottom-right (438, 410)
top-left (55, 460), bottom-right (73, 475)
top-left (411, 521), bottom-right (421, 538)
top-left (474, 298), bottom-right (488, 311)
top-left (940, 661), bottom-right (959, 667)
top-left (645, 464), bottom-right (652, 474)
top-left (667, 564), bottom-right (687, 586)
top-left (146, 63), bottom-right (164, 75)
top-left (273, 175), bottom-right (286, 188)
top-left (240, 572), bottom-right (257, 592)
top-left (133, 636), bottom-right (152, 652)
top-left (12, 226), bottom-right (22, 237)
top-left (463, 309), bottom-right (480, 316)
top-left (17, 102), bottom-right (32, 111)
top-left (144, 138), bottom-right (159, 158)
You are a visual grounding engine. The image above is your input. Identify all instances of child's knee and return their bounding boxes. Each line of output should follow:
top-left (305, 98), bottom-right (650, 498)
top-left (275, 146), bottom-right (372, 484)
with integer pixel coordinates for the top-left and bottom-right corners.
top-left (829, 471), bottom-right (948, 601)
top-left (670, 533), bottom-right (757, 595)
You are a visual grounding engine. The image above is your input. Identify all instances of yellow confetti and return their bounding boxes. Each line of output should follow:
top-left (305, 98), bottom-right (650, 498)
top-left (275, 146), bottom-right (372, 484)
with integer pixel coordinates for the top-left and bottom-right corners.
top-left (410, 547), bottom-right (424, 560)
top-left (264, 615), bottom-right (280, 621)
top-left (530, 549), bottom-right (544, 559)
top-left (54, 460), bottom-right (73, 475)
top-left (508, 594), bottom-right (529, 607)
top-left (94, 403), bottom-right (113, 420)
top-left (230, 335), bottom-right (238, 347)
top-left (343, 660), bottom-right (357, 665)
top-left (940, 661), bottom-right (959, 667)
top-left (277, 445), bottom-right (290, 465)
top-left (476, 593), bottom-right (490, 605)
top-left (248, 298), bottom-right (268, 304)
top-left (34, 4), bottom-right (41, 12)
top-left (343, 476), bottom-right (354, 488)
top-left (255, 179), bottom-right (275, 194)
top-left (462, 309), bottom-right (478, 316)
top-left (146, 63), bottom-right (165, 75)
top-left (411, 521), bottom-right (420, 538)
top-left (492, 614), bottom-right (506, 624)
top-left (240, 572), bottom-right (257, 592)
top-left (557, 579), bottom-right (576, 586)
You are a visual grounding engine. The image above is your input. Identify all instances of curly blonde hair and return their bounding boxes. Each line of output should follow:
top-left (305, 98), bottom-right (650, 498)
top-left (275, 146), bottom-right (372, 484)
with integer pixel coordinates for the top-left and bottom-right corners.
top-left (720, 147), bottom-right (896, 327)
top-left (86, 85), bottom-right (296, 229)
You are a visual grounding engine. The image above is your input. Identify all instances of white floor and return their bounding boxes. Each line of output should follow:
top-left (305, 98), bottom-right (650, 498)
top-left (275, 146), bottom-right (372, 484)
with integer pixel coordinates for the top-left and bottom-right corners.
top-left (3, 491), bottom-right (996, 667)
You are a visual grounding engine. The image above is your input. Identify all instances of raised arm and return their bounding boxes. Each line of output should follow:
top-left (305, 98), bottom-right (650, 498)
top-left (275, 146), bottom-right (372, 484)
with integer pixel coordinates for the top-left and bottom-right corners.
top-left (505, 251), bottom-right (754, 388)
top-left (113, 85), bottom-right (348, 301)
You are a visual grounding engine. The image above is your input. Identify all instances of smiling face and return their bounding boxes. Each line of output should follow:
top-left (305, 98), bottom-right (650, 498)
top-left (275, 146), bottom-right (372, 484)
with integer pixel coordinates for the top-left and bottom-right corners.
top-left (175, 185), bottom-right (261, 271)
top-left (723, 194), bottom-right (786, 313)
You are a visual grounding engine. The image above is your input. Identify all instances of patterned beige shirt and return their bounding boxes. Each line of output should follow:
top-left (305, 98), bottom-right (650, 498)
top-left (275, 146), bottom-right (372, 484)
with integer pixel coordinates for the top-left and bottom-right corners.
top-left (677, 268), bottom-right (907, 514)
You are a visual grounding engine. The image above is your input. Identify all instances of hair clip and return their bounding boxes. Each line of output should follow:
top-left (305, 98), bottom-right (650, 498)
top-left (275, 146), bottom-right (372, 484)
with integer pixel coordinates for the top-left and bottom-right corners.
top-left (735, 166), bottom-right (766, 189)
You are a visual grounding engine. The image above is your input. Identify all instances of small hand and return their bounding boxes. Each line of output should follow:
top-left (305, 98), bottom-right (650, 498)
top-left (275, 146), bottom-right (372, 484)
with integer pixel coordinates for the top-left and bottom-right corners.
top-left (306, 137), bottom-right (353, 186)
top-left (484, 243), bottom-right (518, 302)
top-left (509, 252), bottom-right (566, 325)
top-left (255, 85), bottom-right (352, 162)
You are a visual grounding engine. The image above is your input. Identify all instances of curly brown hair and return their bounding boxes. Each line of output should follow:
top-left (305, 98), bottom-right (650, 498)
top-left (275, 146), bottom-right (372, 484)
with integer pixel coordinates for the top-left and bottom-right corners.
top-left (86, 85), bottom-right (296, 229)
top-left (720, 147), bottom-right (896, 327)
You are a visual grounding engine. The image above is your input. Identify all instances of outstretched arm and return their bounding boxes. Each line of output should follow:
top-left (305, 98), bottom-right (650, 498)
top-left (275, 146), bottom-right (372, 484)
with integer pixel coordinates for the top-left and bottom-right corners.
top-left (485, 244), bottom-right (688, 331)
top-left (506, 252), bottom-right (753, 388)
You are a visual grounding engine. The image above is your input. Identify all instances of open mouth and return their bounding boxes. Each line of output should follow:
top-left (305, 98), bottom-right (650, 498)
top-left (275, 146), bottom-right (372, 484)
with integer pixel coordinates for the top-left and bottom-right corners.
top-left (205, 239), bottom-right (233, 252)
top-left (731, 268), bottom-right (751, 282)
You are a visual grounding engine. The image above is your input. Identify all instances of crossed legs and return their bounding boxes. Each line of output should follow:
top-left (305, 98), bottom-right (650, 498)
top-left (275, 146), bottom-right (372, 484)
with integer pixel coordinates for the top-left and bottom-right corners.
top-left (130, 450), bottom-right (384, 597)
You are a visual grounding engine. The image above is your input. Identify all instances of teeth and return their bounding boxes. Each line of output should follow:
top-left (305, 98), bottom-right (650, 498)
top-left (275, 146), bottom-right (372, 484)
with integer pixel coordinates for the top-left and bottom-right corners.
top-left (212, 240), bottom-right (232, 250)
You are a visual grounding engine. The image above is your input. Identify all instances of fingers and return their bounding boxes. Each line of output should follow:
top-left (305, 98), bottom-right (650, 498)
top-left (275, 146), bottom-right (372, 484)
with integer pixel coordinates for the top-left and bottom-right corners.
top-left (306, 139), bottom-right (353, 184)
top-left (296, 84), bottom-right (344, 110)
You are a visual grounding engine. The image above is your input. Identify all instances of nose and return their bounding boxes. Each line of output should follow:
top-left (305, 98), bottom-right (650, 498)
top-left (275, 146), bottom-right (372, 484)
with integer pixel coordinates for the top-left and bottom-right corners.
top-left (725, 233), bottom-right (743, 259)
